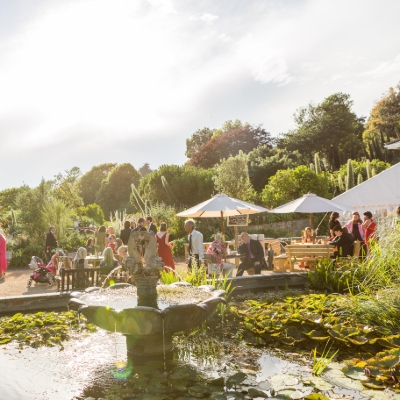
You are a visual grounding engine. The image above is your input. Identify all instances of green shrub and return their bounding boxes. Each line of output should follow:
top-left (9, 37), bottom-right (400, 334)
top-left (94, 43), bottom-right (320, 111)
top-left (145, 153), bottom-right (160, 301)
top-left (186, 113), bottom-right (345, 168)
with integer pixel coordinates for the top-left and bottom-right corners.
top-left (172, 237), bottom-right (186, 256)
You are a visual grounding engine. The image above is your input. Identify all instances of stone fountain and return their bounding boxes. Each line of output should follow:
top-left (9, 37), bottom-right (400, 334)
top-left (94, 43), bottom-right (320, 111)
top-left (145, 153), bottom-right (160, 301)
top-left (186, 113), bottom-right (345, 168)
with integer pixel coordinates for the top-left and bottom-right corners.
top-left (69, 231), bottom-right (226, 356)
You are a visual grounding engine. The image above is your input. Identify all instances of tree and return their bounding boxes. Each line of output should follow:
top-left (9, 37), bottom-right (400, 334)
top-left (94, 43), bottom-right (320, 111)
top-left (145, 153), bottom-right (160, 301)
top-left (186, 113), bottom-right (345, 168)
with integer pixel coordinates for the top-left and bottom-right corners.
top-left (278, 93), bottom-right (364, 169)
top-left (52, 167), bottom-right (83, 210)
top-left (363, 83), bottom-right (400, 144)
top-left (213, 151), bottom-right (256, 202)
top-left (75, 163), bottom-right (116, 205)
top-left (261, 166), bottom-right (331, 208)
top-left (189, 125), bottom-right (274, 169)
top-left (139, 165), bottom-right (215, 209)
top-left (0, 187), bottom-right (24, 213)
top-left (185, 127), bottom-right (214, 158)
top-left (77, 203), bottom-right (105, 225)
top-left (138, 163), bottom-right (152, 178)
top-left (247, 146), bottom-right (303, 192)
top-left (212, 119), bottom-right (247, 138)
top-left (96, 163), bottom-right (141, 218)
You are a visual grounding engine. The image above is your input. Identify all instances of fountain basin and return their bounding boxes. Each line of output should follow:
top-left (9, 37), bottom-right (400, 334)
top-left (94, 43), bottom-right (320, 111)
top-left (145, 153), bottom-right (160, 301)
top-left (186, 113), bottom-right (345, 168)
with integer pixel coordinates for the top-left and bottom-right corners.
top-left (69, 283), bottom-right (226, 355)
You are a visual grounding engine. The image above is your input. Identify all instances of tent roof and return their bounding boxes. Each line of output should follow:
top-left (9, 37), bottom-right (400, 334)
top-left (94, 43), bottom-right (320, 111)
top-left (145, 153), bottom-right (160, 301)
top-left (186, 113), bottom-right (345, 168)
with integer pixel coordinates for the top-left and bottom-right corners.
top-left (384, 138), bottom-right (400, 150)
top-left (333, 162), bottom-right (400, 212)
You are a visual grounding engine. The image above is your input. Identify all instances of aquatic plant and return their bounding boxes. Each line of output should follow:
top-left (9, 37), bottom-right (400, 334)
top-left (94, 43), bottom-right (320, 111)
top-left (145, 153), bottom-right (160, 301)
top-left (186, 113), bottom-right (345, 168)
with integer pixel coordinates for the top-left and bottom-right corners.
top-left (312, 341), bottom-right (339, 376)
top-left (0, 311), bottom-right (95, 348)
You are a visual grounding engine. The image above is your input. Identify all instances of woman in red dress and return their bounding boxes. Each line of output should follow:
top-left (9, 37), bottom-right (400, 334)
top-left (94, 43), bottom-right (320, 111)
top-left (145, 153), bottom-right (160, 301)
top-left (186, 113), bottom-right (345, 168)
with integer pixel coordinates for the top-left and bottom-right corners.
top-left (156, 223), bottom-right (175, 271)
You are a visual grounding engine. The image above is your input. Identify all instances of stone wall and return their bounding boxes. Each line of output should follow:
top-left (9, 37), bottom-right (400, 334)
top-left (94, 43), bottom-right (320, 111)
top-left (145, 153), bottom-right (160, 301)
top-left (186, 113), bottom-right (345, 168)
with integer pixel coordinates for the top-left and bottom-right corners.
top-left (240, 219), bottom-right (309, 237)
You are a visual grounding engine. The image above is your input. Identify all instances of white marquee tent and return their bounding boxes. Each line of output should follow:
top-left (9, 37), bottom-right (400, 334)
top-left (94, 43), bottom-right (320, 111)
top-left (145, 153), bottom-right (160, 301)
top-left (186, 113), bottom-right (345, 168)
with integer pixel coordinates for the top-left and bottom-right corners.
top-left (333, 162), bottom-right (400, 215)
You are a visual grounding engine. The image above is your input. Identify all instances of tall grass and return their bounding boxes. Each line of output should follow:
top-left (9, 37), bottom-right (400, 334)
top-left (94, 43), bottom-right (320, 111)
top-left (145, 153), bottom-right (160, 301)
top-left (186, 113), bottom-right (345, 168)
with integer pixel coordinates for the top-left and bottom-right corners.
top-left (308, 219), bottom-right (400, 328)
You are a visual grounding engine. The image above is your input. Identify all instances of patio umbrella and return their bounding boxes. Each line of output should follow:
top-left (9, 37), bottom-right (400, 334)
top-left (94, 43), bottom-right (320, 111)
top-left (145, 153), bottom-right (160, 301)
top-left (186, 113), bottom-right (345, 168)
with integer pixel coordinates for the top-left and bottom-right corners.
top-left (176, 193), bottom-right (269, 235)
top-left (269, 193), bottom-right (354, 228)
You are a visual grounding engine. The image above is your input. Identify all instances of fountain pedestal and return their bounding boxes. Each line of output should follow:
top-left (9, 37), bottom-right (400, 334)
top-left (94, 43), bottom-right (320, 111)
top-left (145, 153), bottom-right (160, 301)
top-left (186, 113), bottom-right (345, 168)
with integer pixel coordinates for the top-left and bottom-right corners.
top-left (125, 331), bottom-right (173, 355)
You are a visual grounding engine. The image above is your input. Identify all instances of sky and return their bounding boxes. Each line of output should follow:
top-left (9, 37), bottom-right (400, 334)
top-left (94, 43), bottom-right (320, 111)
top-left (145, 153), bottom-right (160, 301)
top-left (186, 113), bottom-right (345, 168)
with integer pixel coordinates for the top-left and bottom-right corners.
top-left (1, 0), bottom-right (400, 190)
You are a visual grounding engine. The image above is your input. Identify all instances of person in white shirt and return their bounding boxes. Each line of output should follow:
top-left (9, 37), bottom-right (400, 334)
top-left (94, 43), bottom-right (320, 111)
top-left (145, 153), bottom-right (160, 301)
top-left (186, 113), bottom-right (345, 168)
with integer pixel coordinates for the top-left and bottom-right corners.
top-left (184, 219), bottom-right (203, 270)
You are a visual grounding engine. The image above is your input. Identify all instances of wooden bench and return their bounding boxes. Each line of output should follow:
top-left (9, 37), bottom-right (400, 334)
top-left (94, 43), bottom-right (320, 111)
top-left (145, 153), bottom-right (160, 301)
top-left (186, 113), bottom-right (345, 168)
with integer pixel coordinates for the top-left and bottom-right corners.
top-left (285, 244), bottom-right (334, 272)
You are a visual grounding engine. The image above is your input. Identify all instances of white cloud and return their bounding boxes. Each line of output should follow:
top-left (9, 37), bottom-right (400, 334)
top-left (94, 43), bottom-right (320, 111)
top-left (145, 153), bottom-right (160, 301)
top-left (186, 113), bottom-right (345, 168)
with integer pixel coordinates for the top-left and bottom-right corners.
top-left (359, 55), bottom-right (400, 78)
top-left (200, 13), bottom-right (219, 22)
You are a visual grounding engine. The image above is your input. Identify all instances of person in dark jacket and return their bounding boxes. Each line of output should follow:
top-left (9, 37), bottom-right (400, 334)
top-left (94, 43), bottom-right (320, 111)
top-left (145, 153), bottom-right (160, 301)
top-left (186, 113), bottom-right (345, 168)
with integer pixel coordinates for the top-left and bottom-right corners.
top-left (328, 226), bottom-right (354, 258)
top-left (45, 226), bottom-right (58, 261)
top-left (237, 232), bottom-right (266, 276)
top-left (146, 216), bottom-right (157, 235)
top-left (120, 221), bottom-right (132, 245)
top-left (131, 218), bottom-right (147, 233)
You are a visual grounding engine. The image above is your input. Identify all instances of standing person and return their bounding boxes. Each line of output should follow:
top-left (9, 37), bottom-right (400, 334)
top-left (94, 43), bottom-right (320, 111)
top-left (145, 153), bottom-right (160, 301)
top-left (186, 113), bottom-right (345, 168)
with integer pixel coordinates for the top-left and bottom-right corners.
top-left (329, 212), bottom-right (341, 239)
top-left (206, 233), bottom-right (234, 278)
top-left (120, 221), bottom-right (132, 245)
top-left (0, 228), bottom-right (7, 281)
top-left (146, 217), bottom-right (157, 235)
top-left (132, 218), bottom-right (147, 232)
top-left (184, 219), bottom-right (203, 270)
top-left (130, 221), bottom-right (137, 231)
top-left (328, 226), bottom-right (354, 258)
top-left (362, 211), bottom-right (377, 253)
top-left (156, 223), bottom-right (175, 271)
top-left (345, 212), bottom-right (365, 257)
top-left (45, 226), bottom-right (58, 261)
top-left (237, 232), bottom-right (265, 276)
top-left (95, 225), bottom-right (107, 255)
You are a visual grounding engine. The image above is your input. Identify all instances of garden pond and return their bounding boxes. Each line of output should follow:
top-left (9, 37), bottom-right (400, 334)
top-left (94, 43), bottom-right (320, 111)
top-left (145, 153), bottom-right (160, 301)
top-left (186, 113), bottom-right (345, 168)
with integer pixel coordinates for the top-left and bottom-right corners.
top-left (1, 292), bottom-right (400, 400)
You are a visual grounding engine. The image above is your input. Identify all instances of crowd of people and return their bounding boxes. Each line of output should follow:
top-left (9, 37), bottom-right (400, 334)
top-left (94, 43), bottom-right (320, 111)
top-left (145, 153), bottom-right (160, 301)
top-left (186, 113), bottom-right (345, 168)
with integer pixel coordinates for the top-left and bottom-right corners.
top-left (1, 205), bottom-right (399, 284)
top-left (327, 210), bottom-right (378, 258)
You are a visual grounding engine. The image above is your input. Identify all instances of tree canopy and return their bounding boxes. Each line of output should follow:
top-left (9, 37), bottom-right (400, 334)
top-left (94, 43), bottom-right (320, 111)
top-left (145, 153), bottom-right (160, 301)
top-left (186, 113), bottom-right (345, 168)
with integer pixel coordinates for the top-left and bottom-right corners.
top-left (261, 166), bottom-right (331, 208)
top-left (189, 124), bottom-right (274, 169)
top-left (138, 165), bottom-right (214, 209)
top-left (278, 93), bottom-right (364, 169)
top-left (76, 163), bottom-right (116, 206)
top-left (247, 146), bottom-right (304, 192)
top-left (96, 163), bottom-right (141, 218)
top-left (213, 151), bottom-right (256, 202)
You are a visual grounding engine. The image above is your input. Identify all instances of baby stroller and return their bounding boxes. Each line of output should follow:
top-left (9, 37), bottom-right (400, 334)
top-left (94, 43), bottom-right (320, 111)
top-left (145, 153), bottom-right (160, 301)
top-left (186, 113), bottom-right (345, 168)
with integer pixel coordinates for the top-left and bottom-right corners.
top-left (27, 251), bottom-right (63, 287)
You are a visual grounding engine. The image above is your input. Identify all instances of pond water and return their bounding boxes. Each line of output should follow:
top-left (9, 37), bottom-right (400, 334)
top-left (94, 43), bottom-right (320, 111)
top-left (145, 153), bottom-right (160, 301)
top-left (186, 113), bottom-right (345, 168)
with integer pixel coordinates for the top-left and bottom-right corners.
top-left (0, 324), bottom-right (377, 400)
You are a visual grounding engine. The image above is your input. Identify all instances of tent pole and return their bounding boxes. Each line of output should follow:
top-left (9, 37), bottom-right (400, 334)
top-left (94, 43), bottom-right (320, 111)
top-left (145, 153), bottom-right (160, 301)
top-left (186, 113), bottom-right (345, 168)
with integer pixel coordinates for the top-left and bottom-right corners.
top-left (310, 213), bottom-right (313, 228)
top-left (221, 211), bottom-right (225, 239)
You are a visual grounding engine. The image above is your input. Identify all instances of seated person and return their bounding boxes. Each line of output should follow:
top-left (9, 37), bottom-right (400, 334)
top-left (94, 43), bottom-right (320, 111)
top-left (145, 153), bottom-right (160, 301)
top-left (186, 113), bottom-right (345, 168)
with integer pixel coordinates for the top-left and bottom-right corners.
top-left (302, 227), bottom-right (315, 243)
top-left (73, 247), bottom-right (90, 268)
top-left (84, 237), bottom-right (96, 254)
top-left (237, 232), bottom-right (266, 276)
top-left (117, 245), bottom-right (128, 265)
top-left (106, 234), bottom-right (118, 254)
top-left (328, 226), bottom-right (354, 258)
top-left (100, 247), bottom-right (118, 269)
top-left (206, 233), bottom-right (234, 278)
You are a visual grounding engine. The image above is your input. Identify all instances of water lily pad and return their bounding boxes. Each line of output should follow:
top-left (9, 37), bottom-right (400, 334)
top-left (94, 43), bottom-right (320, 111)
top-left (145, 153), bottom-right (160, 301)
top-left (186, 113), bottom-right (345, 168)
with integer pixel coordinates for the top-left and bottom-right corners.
top-left (310, 376), bottom-right (333, 392)
top-left (342, 365), bottom-right (368, 380)
top-left (279, 390), bottom-right (303, 399)
top-left (304, 330), bottom-right (330, 342)
top-left (301, 313), bottom-right (322, 324)
top-left (189, 385), bottom-right (211, 397)
top-left (271, 374), bottom-right (298, 387)
top-left (305, 395), bottom-right (330, 400)
top-left (258, 380), bottom-right (271, 391)
top-left (347, 336), bottom-right (368, 345)
top-left (332, 377), bottom-right (365, 391)
top-left (361, 379), bottom-right (386, 389)
top-left (360, 390), bottom-right (393, 400)
top-left (223, 392), bottom-right (244, 400)
top-left (226, 372), bottom-right (247, 389)
top-left (366, 348), bottom-right (400, 370)
top-left (327, 329), bottom-right (347, 343)
top-left (247, 387), bottom-right (268, 398)
top-left (209, 395), bottom-right (227, 400)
